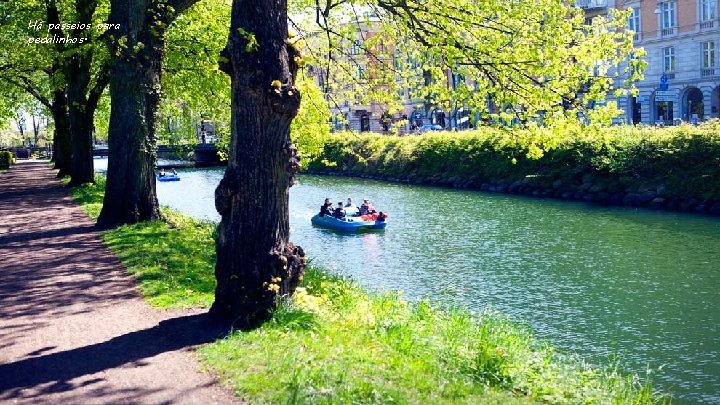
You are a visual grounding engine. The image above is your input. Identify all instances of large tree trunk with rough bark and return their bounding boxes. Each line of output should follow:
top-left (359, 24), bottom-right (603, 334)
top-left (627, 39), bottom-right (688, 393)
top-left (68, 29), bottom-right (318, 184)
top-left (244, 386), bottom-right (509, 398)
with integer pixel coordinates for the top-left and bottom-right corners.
top-left (97, 0), bottom-right (167, 227)
top-left (51, 90), bottom-right (72, 178)
top-left (67, 111), bottom-right (95, 186)
top-left (98, 0), bottom-right (197, 227)
top-left (67, 54), bottom-right (96, 186)
top-left (210, 0), bottom-right (305, 327)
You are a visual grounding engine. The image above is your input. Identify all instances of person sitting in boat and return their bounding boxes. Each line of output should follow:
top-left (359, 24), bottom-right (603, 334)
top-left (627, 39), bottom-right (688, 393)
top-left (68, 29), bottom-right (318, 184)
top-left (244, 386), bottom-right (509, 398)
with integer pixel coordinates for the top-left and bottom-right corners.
top-left (359, 199), bottom-right (376, 215)
top-left (376, 211), bottom-right (388, 222)
top-left (345, 197), bottom-right (359, 216)
top-left (171, 168), bottom-right (178, 175)
top-left (333, 201), bottom-right (346, 219)
top-left (319, 198), bottom-right (334, 217)
top-left (158, 168), bottom-right (166, 177)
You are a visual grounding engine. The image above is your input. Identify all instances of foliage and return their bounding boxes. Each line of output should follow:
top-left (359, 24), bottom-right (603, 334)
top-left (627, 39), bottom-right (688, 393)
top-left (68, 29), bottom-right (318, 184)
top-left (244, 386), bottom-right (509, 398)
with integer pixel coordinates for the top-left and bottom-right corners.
top-left (308, 121), bottom-right (720, 200)
top-left (161, 0), bottom-right (232, 146)
top-left (162, 3), bottom-right (332, 160)
top-left (291, 74), bottom-right (332, 167)
top-left (0, 150), bottom-right (14, 169)
top-left (0, 0), bottom-right (111, 110)
top-left (289, 0), bottom-right (640, 128)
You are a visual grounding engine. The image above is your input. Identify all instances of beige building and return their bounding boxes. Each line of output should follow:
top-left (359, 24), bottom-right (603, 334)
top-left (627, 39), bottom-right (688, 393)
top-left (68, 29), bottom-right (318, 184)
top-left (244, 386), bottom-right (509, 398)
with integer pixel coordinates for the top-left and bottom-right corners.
top-left (582, 0), bottom-right (719, 124)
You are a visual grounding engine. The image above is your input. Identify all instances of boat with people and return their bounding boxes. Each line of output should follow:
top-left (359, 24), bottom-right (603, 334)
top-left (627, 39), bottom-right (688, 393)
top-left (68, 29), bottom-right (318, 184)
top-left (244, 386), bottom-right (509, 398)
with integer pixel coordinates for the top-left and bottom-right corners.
top-left (157, 168), bottom-right (180, 182)
top-left (157, 174), bottom-right (180, 182)
top-left (311, 197), bottom-right (388, 232)
top-left (311, 213), bottom-right (387, 232)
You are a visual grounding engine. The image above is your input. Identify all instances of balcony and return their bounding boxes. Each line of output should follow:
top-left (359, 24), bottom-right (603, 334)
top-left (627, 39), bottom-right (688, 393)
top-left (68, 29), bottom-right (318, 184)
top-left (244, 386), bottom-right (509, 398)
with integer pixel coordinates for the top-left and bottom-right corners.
top-left (701, 68), bottom-right (717, 77)
top-left (699, 19), bottom-right (717, 30)
top-left (575, 0), bottom-right (608, 9)
top-left (661, 27), bottom-right (676, 36)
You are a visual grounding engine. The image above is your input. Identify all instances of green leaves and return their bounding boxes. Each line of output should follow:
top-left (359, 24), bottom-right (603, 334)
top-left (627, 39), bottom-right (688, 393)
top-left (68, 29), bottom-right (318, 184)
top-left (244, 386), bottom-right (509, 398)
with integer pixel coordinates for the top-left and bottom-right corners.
top-left (237, 27), bottom-right (260, 53)
top-left (290, 0), bottom-right (639, 128)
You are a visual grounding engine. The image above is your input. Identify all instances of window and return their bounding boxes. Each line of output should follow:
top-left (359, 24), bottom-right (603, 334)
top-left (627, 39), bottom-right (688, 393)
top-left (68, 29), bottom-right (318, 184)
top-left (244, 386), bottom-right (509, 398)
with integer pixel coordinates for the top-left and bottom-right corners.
top-left (663, 47), bottom-right (676, 72)
top-left (661, 2), bottom-right (677, 29)
top-left (628, 7), bottom-right (641, 36)
top-left (452, 73), bottom-right (465, 89)
top-left (703, 41), bottom-right (716, 68)
top-left (349, 40), bottom-right (361, 56)
top-left (700, 0), bottom-right (717, 21)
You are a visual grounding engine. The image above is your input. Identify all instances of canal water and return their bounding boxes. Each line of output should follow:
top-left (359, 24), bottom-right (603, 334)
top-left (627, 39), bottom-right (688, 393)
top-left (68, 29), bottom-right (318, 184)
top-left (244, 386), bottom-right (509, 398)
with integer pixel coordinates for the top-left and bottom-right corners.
top-left (99, 159), bottom-right (719, 404)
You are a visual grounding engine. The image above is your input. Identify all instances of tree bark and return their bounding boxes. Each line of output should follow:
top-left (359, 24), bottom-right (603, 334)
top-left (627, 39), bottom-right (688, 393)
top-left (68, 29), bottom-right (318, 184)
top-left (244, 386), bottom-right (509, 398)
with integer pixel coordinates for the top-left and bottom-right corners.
top-left (43, 0), bottom-right (102, 185)
top-left (210, 0), bottom-right (305, 327)
top-left (97, 0), bottom-right (166, 227)
top-left (51, 90), bottom-right (72, 178)
top-left (67, 53), bottom-right (95, 186)
top-left (97, 0), bottom-right (198, 227)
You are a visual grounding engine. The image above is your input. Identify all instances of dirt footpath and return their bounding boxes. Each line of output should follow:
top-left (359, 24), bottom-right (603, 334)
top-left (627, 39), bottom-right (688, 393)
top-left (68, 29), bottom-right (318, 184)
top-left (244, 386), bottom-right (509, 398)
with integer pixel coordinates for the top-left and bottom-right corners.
top-left (0, 161), bottom-right (239, 404)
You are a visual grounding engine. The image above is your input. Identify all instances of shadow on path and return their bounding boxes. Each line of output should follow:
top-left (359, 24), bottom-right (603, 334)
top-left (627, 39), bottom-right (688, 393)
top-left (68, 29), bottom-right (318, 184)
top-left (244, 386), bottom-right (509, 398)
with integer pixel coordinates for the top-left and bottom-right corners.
top-left (0, 313), bottom-right (230, 393)
top-left (0, 224), bottom-right (99, 244)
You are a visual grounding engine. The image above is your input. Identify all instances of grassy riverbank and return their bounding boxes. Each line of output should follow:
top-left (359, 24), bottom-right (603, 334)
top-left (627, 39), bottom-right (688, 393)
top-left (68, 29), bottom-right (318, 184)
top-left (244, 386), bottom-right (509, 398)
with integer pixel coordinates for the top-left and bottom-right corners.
top-left (306, 122), bottom-right (720, 215)
top-left (71, 177), bottom-right (664, 404)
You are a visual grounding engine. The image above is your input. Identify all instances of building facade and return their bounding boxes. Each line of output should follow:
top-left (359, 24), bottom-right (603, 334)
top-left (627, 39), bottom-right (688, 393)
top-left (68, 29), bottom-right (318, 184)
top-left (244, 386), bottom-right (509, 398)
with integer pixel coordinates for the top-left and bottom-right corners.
top-left (583, 0), bottom-right (720, 124)
top-left (320, 1), bottom-right (719, 131)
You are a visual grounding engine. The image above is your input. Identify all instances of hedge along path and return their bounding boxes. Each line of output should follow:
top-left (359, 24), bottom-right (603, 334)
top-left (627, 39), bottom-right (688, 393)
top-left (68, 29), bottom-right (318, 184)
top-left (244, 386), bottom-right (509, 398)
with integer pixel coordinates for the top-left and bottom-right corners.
top-left (0, 160), bottom-right (239, 404)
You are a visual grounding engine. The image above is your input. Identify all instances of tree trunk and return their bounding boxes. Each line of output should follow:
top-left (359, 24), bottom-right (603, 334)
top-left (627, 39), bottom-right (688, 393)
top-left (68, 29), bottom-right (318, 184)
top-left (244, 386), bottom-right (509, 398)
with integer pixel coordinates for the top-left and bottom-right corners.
top-left (97, 0), bottom-right (167, 227)
top-left (32, 115), bottom-right (40, 146)
top-left (67, 112), bottom-right (95, 186)
top-left (67, 52), bottom-right (96, 186)
top-left (51, 90), bottom-right (72, 178)
top-left (210, 0), bottom-right (305, 327)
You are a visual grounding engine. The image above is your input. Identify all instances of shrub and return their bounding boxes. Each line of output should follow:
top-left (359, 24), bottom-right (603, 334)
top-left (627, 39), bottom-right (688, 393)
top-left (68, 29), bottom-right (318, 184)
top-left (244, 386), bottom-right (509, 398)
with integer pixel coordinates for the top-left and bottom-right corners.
top-left (306, 122), bottom-right (720, 200)
top-left (0, 151), bottom-right (13, 170)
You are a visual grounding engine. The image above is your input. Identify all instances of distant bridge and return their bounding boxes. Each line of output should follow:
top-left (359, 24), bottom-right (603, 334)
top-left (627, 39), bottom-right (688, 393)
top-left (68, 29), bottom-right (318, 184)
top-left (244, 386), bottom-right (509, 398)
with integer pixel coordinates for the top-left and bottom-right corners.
top-left (93, 144), bottom-right (221, 166)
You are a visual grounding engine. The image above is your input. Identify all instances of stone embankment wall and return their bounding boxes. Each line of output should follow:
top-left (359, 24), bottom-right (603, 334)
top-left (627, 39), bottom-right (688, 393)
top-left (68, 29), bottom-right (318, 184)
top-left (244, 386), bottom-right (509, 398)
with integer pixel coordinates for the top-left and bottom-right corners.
top-left (303, 124), bottom-right (720, 216)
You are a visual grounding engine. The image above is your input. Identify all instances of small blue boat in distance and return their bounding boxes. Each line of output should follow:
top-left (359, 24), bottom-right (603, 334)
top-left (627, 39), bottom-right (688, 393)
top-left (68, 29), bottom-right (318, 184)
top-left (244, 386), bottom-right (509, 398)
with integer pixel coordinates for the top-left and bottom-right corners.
top-left (157, 174), bottom-right (180, 182)
top-left (311, 214), bottom-right (387, 232)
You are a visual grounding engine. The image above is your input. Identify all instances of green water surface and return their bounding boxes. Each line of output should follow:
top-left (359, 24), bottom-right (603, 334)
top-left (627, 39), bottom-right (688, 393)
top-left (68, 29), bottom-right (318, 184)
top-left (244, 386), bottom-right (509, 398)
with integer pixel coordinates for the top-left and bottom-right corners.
top-left (156, 168), bottom-right (720, 404)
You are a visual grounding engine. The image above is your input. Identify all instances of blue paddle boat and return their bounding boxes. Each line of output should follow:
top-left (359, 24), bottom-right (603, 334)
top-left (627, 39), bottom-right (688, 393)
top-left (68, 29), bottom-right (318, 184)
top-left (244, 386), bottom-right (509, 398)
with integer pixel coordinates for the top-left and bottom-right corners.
top-left (157, 174), bottom-right (180, 182)
top-left (311, 214), bottom-right (387, 232)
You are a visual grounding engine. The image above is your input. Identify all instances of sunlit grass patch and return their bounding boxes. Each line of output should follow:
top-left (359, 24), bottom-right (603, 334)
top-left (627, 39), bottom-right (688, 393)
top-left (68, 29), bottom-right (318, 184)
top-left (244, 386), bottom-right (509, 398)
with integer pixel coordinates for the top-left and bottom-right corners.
top-left (199, 268), bottom-right (662, 404)
top-left (102, 210), bottom-right (217, 308)
top-left (67, 174), bottom-right (105, 219)
top-left (70, 175), bottom-right (216, 308)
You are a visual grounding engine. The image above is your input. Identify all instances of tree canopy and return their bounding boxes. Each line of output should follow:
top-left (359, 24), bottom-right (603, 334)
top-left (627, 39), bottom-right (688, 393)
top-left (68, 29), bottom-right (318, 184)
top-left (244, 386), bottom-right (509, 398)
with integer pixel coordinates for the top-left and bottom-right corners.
top-left (289, 0), bottom-right (640, 128)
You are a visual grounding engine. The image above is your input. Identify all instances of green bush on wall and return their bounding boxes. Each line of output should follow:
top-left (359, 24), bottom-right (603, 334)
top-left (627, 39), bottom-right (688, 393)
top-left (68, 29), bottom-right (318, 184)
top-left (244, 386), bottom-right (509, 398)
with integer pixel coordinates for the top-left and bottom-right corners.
top-left (0, 151), bottom-right (14, 170)
top-left (305, 121), bottom-right (720, 202)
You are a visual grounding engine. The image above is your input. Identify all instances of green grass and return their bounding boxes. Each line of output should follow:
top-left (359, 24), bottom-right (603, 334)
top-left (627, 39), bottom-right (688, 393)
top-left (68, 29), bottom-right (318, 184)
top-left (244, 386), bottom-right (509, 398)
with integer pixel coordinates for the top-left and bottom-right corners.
top-left (70, 175), bottom-right (216, 308)
top-left (70, 177), bottom-right (665, 404)
top-left (199, 269), bottom-right (661, 404)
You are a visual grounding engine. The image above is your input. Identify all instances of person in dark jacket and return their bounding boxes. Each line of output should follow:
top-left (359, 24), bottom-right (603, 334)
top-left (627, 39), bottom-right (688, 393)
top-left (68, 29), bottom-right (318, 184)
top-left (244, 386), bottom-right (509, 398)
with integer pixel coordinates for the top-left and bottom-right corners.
top-left (319, 198), bottom-right (333, 217)
top-left (333, 201), bottom-right (346, 219)
top-left (359, 199), bottom-right (376, 215)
